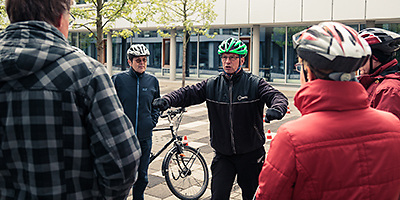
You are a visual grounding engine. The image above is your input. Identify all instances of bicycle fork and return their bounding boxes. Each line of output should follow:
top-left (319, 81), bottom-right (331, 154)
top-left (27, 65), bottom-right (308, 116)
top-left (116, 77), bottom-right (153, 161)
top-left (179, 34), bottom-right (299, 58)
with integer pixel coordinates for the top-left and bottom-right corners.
top-left (161, 145), bottom-right (202, 178)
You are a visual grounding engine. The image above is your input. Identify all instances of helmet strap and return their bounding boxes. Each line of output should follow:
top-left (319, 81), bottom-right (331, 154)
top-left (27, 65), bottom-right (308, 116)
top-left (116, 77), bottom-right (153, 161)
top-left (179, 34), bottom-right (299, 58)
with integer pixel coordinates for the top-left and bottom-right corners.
top-left (369, 56), bottom-right (376, 74)
top-left (234, 55), bottom-right (243, 74)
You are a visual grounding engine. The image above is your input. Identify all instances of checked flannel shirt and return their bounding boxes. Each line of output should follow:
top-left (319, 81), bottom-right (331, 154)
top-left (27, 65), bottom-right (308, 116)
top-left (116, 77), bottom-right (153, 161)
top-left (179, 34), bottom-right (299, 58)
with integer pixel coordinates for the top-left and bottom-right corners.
top-left (0, 21), bottom-right (141, 199)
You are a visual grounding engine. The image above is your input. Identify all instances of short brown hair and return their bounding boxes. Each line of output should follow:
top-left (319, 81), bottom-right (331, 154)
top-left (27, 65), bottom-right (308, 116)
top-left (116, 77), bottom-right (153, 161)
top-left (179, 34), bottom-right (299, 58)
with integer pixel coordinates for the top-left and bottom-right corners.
top-left (6, 0), bottom-right (72, 27)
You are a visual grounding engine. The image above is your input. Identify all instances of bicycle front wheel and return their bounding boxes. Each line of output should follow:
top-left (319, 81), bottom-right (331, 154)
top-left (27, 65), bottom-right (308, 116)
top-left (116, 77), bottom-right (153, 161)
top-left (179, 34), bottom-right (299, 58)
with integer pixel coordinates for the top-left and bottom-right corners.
top-left (163, 146), bottom-right (209, 200)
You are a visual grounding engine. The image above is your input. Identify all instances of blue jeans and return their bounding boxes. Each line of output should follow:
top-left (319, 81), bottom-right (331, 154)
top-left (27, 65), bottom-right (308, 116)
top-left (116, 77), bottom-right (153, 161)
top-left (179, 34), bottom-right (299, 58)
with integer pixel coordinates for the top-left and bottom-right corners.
top-left (132, 139), bottom-right (152, 200)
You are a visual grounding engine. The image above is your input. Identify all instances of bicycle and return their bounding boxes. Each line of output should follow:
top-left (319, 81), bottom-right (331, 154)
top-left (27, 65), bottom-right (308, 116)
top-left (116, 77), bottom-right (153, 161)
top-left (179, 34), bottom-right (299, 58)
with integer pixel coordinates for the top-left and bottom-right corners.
top-left (150, 107), bottom-right (209, 200)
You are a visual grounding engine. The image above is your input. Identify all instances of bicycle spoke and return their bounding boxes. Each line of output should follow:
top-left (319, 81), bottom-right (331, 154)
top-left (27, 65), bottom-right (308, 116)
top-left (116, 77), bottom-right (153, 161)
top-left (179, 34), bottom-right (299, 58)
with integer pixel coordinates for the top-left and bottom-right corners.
top-left (164, 146), bottom-right (209, 199)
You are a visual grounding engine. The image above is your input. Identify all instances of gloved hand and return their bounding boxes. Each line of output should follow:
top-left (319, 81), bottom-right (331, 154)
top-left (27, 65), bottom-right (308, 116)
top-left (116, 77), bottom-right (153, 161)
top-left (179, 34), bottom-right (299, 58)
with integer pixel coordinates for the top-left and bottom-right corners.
top-left (152, 98), bottom-right (170, 111)
top-left (264, 108), bottom-right (284, 123)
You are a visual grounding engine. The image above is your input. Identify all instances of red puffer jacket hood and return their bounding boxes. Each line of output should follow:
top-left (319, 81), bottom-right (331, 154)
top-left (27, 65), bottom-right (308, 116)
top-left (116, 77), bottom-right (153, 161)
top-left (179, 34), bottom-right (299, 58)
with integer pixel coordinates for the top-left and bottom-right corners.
top-left (256, 79), bottom-right (400, 200)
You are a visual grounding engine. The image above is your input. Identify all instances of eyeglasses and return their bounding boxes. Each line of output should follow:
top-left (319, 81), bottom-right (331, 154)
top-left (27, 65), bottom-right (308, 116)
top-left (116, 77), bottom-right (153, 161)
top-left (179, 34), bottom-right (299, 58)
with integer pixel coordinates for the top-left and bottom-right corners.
top-left (295, 63), bottom-right (303, 72)
top-left (69, 13), bottom-right (76, 28)
top-left (221, 56), bottom-right (240, 62)
top-left (135, 58), bottom-right (147, 63)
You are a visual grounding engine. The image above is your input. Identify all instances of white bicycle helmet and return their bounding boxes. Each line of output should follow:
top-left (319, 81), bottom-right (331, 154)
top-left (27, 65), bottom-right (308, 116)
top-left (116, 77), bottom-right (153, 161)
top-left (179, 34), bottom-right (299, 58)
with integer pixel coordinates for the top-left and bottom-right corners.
top-left (127, 44), bottom-right (150, 60)
top-left (359, 28), bottom-right (400, 65)
top-left (293, 22), bottom-right (371, 73)
top-left (359, 28), bottom-right (400, 55)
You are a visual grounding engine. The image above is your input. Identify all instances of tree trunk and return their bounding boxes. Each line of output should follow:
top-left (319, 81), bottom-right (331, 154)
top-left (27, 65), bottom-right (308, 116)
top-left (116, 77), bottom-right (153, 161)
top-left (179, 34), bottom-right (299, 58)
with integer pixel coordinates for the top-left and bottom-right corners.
top-left (96, 0), bottom-right (105, 64)
top-left (185, 34), bottom-right (190, 78)
top-left (181, 33), bottom-right (187, 87)
top-left (97, 33), bottom-right (105, 64)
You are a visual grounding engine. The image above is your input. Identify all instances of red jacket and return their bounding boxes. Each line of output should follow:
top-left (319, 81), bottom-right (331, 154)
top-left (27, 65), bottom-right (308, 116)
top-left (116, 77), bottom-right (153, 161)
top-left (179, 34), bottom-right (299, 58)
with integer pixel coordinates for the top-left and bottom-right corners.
top-left (256, 80), bottom-right (400, 200)
top-left (358, 59), bottom-right (400, 120)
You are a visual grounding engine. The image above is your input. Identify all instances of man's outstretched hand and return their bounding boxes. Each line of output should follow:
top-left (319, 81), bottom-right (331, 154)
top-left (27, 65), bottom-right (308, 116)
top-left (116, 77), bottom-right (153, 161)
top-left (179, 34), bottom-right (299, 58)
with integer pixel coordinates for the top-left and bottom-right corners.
top-left (152, 98), bottom-right (170, 111)
top-left (264, 108), bottom-right (284, 123)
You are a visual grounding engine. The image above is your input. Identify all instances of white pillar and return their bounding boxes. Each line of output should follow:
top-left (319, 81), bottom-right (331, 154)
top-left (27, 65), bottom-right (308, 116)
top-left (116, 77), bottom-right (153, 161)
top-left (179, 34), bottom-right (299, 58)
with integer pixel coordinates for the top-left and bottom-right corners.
top-left (284, 26), bottom-right (288, 83)
top-left (170, 29), bottom-right (177, 81)
top-left (252, 25), bottom-right (260, 76)
top-left (107, 33), bottom-right (113, 76)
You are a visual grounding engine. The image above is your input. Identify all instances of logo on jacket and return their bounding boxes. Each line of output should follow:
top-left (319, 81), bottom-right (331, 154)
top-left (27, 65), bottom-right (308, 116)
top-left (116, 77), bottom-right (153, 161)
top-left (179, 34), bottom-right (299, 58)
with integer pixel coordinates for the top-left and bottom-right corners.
top-left (237, 95), bottom-right (248, 101)
top-left (142, 88), bottom-right (148, 91)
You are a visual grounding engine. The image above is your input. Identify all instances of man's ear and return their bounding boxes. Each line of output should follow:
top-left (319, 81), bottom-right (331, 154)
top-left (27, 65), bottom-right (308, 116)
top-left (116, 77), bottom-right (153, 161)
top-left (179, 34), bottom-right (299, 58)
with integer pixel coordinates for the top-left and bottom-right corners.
top-left (56, 13), bottom-right (64, 29)
top-left (240, 57), bottom-right (245, 66)
top-left (305, 65), bottom-right (317, 81)
top-left (127, 59), bottom-right (132, 67)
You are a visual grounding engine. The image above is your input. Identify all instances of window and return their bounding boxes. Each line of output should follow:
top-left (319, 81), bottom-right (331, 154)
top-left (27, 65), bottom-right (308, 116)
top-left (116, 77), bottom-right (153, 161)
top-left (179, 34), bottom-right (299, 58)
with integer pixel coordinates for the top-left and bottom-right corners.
top-left (137, 31), bottom-right (158, 38)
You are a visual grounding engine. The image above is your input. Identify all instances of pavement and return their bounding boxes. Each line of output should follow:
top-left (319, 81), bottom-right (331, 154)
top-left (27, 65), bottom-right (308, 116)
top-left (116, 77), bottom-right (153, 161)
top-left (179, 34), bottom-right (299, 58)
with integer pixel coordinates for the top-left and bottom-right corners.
top-left (127, 74), bottom-right (302, 200)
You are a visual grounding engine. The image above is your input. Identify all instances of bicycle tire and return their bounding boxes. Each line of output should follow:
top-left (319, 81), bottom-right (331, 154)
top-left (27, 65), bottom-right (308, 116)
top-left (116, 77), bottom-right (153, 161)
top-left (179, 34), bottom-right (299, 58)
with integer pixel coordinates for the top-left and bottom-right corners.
top-left (163, 146), bottom-right (209, 200)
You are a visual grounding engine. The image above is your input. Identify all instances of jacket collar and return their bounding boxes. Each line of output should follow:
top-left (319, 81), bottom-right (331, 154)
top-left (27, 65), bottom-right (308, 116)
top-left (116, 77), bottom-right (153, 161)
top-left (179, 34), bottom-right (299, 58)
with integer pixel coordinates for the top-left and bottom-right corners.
top-left (223, 68), bottom-right (244, 81)
top-left (294, 79), bottom-right (370, 116)
top-left (370, 59), bottom-right (398, 77)
top-left (358, 59), bottom-right (400, 88)
top-left (129, 67), bottom-right (144, 78)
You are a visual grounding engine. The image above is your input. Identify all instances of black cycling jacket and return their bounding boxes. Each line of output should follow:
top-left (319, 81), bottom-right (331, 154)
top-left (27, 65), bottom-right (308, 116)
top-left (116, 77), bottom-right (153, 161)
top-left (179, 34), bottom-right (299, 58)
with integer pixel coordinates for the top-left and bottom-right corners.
top-left (163, 69), bottom-right (288, 155)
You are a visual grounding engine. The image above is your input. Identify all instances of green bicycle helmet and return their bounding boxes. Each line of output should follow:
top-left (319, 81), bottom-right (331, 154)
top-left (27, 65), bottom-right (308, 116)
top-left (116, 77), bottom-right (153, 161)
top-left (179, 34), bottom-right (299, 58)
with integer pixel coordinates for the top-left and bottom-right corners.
top-left (218, 37), bottom-right (248, 57)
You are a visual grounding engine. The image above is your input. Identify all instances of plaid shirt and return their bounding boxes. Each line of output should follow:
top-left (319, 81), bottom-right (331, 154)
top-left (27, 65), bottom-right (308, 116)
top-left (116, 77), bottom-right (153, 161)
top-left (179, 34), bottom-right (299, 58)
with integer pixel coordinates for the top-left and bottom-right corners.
top-left (0, 21), bottom-right (141, 199)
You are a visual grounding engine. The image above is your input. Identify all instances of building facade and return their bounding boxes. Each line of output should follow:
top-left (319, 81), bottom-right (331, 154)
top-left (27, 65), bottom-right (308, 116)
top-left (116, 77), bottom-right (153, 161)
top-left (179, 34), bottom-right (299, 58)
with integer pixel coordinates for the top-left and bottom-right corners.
top-left (69, 0), bottom-right (400, 84)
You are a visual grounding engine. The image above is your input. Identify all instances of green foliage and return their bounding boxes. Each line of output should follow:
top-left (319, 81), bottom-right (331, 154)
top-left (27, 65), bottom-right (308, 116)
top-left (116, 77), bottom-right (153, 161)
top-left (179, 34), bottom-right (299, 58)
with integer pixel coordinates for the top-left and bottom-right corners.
top-left (71, 0), bottom-right (151, 62)
top-left (150, 0), bottom-right (218, 40)
top-left (71, 0), bottom-right (150, 39)
top-left (149, 0), bottom-right (217, 85)
top-left (0, 0), bottom-right (9, 30)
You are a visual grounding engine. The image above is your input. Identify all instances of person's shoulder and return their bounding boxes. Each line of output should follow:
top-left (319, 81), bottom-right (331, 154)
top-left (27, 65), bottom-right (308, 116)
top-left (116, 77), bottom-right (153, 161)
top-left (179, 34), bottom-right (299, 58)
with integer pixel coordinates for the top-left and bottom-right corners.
top-left (242, 71), bottom-right (265, 84)
top-left (246, 71), bottom-right (263, 79)
top-left (112, 69), bottom-right (130, 78)
top-left (144, 71), bottom-right (158, 79)
top-left (371, 78), bottom-right (400, 96)
top-left (64, 47), bottom-right (103, 70)
top-left (207, 72), bottom-right (223, 81)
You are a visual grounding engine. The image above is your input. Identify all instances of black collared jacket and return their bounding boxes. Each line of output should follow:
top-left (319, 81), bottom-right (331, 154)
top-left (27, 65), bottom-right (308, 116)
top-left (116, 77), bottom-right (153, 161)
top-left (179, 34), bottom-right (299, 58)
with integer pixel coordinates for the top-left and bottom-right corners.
top-left (163, 69), bottom-right (288, 155)
top-left (112, 68), bottom-right (160, 141)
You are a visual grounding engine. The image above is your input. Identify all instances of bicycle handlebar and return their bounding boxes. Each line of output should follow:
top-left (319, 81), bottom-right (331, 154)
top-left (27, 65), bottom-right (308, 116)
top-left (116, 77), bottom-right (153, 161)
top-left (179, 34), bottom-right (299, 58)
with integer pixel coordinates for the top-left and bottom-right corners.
top-left (160, 107), bottom-right (186, 119)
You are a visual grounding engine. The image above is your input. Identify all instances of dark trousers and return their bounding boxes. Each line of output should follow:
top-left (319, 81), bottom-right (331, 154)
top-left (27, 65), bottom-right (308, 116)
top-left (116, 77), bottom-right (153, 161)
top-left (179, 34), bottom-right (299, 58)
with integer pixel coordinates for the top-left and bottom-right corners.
top-left (132, 139), bottom-right (152, 200)
top-left (211, 147), bottom-right (265, 200)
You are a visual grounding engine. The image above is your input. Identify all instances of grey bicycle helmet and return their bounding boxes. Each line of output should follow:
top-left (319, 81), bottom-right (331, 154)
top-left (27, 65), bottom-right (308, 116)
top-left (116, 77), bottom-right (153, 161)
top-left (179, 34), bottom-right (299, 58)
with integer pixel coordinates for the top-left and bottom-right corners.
top-left (218, 37), bottom-right (248, 57)
top-left (293, 22), bottom-right (371, 73)
top-left (127, 44), bottom-right (150, 60)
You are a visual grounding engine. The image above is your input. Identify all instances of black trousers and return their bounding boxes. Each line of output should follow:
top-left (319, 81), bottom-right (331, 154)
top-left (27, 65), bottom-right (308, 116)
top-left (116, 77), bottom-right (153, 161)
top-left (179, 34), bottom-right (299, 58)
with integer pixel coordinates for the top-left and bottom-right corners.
top-left (211, 147), bottom-right (265, 200)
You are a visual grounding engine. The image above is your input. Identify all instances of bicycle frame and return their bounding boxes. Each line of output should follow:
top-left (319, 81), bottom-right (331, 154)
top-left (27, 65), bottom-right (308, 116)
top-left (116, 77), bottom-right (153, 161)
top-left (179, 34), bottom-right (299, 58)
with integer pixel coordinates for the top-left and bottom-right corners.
top-left (148, 107), bottom-right (209, 200)
top-left (149, 108), bottom-right (185, 163)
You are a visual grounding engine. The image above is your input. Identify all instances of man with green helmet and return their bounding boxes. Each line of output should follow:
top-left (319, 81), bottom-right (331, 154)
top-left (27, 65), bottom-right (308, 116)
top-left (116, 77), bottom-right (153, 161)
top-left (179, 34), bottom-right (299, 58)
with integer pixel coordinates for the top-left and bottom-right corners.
top-left (153, 37), bottom-right (288, 200)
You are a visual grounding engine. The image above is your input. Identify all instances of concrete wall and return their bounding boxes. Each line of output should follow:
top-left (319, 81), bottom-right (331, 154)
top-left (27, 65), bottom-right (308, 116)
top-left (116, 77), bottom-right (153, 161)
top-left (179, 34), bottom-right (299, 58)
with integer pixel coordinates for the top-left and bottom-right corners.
top-left (73, 0), bottom-right (400, 32)
top-left (113, 0), bottom-right (400, 30)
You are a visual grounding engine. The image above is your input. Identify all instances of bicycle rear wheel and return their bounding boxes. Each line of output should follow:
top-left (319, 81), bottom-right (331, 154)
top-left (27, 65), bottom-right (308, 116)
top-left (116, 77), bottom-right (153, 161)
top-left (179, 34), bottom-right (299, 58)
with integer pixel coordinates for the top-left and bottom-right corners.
top-left (163, 146), bottom-right (209, 200)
